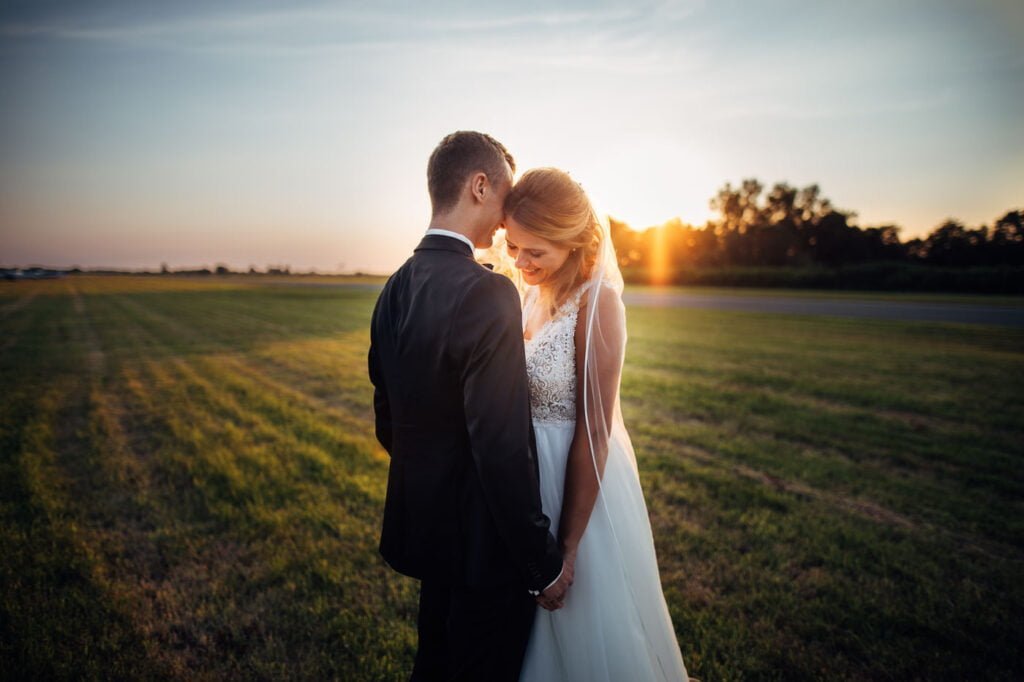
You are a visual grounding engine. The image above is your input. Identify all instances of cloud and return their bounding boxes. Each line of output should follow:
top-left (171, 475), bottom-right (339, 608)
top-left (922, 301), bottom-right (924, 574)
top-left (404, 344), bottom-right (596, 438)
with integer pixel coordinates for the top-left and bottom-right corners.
top-left (0, 1), bottom-right (707, 62)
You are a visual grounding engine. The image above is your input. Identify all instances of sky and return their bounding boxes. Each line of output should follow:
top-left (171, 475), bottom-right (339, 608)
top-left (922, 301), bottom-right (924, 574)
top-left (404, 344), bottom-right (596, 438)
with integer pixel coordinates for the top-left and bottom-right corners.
top-left (1, 0), bottom-right (1022, 273)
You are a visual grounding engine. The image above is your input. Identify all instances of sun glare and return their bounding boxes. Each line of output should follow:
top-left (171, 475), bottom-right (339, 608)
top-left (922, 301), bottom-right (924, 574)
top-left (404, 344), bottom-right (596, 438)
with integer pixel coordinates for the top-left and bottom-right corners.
top-left (571, 135), bottom-right (719, 232)
top-left (648, 224), bottom-right (671, 286)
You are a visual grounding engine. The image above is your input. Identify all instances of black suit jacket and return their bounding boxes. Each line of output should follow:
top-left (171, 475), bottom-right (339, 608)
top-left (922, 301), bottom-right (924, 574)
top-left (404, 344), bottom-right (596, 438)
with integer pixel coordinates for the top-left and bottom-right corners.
top-left (368, 234), bottom-right (563, 593)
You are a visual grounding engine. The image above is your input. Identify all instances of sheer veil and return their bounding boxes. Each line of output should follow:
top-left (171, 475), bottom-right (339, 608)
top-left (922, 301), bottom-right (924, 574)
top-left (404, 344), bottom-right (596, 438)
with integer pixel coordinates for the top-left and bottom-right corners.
top-left (575, 210), bottom-right (680, 679)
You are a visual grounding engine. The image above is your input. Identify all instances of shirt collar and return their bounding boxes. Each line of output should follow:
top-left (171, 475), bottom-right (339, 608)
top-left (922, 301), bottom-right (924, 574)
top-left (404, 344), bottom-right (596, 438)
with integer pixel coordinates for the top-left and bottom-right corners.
top-left (424, 228), bottom-right (475, 253)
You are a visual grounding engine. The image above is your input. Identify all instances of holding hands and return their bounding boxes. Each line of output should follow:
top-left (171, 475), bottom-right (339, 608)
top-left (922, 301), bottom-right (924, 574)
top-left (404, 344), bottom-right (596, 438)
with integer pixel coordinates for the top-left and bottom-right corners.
top-left (537, 546), bottom-right (577, 611)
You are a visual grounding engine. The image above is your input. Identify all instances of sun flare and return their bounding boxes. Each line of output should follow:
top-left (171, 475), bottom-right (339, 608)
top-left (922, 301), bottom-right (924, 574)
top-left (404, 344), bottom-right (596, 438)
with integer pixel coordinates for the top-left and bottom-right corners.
top-left (569, 135), bottom-right (719, 232)
top-left (649, 224), bottom-right (671, 285)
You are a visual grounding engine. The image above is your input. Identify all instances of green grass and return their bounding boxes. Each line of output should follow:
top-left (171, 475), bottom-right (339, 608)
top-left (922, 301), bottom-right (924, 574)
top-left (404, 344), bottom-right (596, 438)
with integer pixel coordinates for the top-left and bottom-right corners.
top-left (1, 276), bottom-right (1021, 680)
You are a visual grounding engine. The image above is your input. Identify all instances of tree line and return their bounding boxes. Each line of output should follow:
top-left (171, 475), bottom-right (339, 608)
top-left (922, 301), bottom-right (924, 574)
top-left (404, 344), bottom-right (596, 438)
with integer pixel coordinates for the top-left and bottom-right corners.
top-left (609, 179), bottom-right (1022, 291)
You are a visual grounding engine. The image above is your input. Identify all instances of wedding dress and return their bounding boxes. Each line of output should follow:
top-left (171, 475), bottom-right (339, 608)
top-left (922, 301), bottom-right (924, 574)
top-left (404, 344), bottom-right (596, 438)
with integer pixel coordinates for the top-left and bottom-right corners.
top-left (518, 281), bottom-right (690, 682)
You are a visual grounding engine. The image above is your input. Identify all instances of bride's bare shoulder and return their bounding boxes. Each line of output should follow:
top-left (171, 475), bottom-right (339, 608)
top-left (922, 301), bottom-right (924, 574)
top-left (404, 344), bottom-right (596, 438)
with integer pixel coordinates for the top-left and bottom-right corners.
top-left (577, 279), bottom-right (623, 315)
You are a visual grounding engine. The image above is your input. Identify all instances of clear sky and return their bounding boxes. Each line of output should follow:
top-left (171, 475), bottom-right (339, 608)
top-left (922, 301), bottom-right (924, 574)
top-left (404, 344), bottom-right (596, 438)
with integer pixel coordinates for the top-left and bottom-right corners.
top-left (2, 0), bottom-right (1021, 273)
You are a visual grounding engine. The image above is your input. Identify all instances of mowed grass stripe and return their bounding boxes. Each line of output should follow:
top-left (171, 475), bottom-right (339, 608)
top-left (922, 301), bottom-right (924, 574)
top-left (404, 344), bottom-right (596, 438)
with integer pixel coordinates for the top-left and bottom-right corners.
top-left (624, 371), bottom-right (1024, 556)
top-left (104, 291), bottom-right (381, 476)
top-left (634, 429), bottom-right (1021, 680)
top-left (3, 383), bottom-right (170, 680)
top-left (94, 295), bottom-right (381, 530)
top-left (78, 283), bottom-right (386, 448)
top-left (202, 287), bottom-right (373, 336)
top-left (627, 306), bottom-right (1024, 429)
top-left (638, 458), bottom-right (890, 679)
top-left (104, 283), bottom-right (381, 461)
top-left (0, 289), bottom-right (41, 360)
top-left (114, 358), bottom-right (369, 678)
top-left (627, 367), bottom-right (1022, 525)
top-left (0, 289), bottom-right (171, 679)
top-left (80, 285), bottom-right (419, 678)
top-left (0, 290), bottom-right (38, 321)
top-left (4, 277), bottom-right (1023, 680)
top-left (26, 286), bottom-right (278, 677)
top-left (243, 332), bottom-right (377, 419)
top-left (172, 355), bottom-right (383, 511)
top-left (211, 353), bottom-right (379, 460)
top-left (623, 308), bottom-right (1024, 545)
top-left (617, 304), bottom-right (1023, 678)
top-left (94, 283), bottom-right (374, 354)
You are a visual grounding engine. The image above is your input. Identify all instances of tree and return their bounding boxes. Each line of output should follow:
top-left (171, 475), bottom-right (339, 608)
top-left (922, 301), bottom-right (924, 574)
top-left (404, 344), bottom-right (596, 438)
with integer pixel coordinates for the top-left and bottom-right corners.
top-left (989, 210), bottom-right (1024, 265)
top-left (608, 217), bottom-right (642, 268)
top-left (711, 179), bottom-right (765, 235)
top-left (610, 175), bottom-right (1018, 282)
top-left (711, 179), bottom-right (851, 266)
top-left (922, 220), bottom-right (981, 266)
top-left (806, 211), bottom-right (858, 265)
top-left (861, 225), bottom-right (904, 261)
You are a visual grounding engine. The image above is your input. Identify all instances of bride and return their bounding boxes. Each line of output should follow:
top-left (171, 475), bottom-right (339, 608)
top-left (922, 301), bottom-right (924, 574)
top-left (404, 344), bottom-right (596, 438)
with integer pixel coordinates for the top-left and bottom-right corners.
top-left (487, 168), bottom-right (690, 681)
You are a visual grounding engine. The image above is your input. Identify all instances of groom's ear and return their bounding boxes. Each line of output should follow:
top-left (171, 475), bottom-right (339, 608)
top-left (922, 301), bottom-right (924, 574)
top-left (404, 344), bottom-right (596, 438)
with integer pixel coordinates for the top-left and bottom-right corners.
top-left (470, 172), bottom-right (489, 204)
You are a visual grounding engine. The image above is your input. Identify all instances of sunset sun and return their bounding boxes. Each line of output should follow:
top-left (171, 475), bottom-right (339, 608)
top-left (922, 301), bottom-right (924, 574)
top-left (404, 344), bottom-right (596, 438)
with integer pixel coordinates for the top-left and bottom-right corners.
top-left (572, 135), bottom-right (719, 230)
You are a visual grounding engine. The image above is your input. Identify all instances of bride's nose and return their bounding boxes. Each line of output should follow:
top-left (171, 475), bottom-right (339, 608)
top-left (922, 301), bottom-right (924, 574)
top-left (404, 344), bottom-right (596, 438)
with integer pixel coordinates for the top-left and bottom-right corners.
top-left (515, 252), bottom-right (529, 269)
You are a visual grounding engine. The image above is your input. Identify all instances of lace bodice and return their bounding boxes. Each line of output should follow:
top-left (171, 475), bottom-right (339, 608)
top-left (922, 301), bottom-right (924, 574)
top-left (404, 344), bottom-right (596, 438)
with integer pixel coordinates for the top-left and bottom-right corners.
top-left (523, 285), bottom-right (589, 426)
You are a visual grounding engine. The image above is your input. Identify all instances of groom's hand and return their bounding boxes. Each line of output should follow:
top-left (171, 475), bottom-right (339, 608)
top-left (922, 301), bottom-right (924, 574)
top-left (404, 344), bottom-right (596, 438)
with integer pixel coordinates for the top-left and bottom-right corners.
top-left (537, 559), bottom-right (574, 611)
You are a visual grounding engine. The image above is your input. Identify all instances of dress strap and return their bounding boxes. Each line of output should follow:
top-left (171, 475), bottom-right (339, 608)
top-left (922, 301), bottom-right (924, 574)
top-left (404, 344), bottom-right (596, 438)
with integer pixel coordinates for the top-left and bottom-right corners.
top-left (570, 280), bottom-right (595, 307)
top-left (553, 286), bottom-right (584, 316)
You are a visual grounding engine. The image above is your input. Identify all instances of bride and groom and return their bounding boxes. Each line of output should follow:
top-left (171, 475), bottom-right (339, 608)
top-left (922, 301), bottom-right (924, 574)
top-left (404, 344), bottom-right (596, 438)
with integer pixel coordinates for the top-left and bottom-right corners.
top-left (368, 131), bottom-right (689, 681)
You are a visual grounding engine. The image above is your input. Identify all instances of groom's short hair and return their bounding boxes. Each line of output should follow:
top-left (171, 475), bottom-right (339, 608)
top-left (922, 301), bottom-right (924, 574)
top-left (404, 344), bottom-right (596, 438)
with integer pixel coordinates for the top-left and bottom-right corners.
top-left (427, 131), bottom-right (515, 216)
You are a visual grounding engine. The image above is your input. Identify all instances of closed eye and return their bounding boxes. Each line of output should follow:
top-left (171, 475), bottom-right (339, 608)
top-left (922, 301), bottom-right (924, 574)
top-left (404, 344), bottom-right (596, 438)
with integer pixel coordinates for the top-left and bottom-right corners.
top-left (506, 242), bottom-right (544, 258)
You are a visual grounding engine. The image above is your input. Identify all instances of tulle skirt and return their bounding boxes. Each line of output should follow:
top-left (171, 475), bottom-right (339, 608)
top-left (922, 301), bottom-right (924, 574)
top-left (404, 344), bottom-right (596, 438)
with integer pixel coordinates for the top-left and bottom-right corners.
top-left (520, 421), bottom-right (689, 682)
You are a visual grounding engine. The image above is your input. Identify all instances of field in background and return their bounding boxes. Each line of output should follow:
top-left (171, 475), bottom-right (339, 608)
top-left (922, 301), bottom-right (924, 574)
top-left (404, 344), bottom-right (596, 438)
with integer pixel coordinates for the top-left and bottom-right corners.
top-left (1, 276), bottom-right (1021, 680)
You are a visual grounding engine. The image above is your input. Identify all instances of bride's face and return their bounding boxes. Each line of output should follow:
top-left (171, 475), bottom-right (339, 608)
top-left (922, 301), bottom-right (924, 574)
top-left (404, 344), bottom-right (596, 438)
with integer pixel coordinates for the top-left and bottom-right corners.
top-left (504, 217), bottom-right (572, 288)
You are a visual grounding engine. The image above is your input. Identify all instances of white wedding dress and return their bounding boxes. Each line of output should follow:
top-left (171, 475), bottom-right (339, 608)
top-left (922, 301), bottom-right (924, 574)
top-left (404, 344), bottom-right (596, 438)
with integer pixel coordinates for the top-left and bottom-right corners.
top-left (519, 283), bottom-right (689, 682)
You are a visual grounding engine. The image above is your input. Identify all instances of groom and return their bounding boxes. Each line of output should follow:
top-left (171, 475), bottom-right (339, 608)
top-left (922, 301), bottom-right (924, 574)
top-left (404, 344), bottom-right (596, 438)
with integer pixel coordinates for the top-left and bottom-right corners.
top-left (368, 131), bottom-right (571, 681)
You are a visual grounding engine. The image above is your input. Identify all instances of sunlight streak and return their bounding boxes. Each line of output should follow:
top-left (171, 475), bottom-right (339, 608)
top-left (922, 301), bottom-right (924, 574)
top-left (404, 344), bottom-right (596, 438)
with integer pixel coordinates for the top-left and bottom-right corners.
top-left (649, 224), bottom-right (670, 285)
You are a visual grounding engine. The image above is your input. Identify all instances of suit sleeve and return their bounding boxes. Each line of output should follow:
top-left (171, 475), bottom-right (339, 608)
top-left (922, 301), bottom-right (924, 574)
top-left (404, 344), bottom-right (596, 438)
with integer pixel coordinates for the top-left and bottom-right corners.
top-left (368, 296), bottom-right (392, 454)
top-left (453, 274), bottom-right (563, 592)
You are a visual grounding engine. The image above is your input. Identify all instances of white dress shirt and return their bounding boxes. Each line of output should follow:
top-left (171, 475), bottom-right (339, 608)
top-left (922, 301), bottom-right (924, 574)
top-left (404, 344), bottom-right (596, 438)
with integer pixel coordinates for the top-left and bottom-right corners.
top-left (425, 228), bottom-right (475, 252)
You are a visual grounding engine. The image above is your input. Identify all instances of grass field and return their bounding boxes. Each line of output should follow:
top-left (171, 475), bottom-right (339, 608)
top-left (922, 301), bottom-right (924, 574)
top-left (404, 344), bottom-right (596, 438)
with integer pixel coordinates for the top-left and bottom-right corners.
top-left (2, 275), bottom-right (1022, 680)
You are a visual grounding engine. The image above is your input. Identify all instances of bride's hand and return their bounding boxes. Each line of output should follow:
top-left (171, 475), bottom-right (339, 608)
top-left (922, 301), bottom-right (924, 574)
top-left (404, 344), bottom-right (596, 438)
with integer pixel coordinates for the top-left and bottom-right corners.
top-left (537, 559), bottom-right (574, 611)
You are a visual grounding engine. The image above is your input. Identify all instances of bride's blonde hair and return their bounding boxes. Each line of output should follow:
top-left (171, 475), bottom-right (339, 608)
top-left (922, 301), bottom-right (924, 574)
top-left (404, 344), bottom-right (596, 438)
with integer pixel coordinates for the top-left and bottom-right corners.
top-left (503, 168), bottom-right (603, 311)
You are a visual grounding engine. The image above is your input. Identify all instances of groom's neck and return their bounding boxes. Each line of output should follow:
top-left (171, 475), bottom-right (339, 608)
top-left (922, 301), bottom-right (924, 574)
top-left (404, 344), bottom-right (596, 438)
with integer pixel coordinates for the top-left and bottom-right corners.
top-left (427, 210), bottom-right (479, 244)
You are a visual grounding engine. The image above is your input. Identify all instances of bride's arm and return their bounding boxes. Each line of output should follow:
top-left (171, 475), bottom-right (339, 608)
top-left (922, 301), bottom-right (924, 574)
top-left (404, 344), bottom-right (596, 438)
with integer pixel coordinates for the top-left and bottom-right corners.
top-left (557, 285), bottom-right (626, 562)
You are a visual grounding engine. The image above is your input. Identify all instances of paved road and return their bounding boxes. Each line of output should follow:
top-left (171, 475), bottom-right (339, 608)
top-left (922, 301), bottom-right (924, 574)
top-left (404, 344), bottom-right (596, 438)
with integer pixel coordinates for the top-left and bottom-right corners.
top-left (262, 279), bottom-right (1024, 328)
top-left (621, 290), bottom-right (1024, 328)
